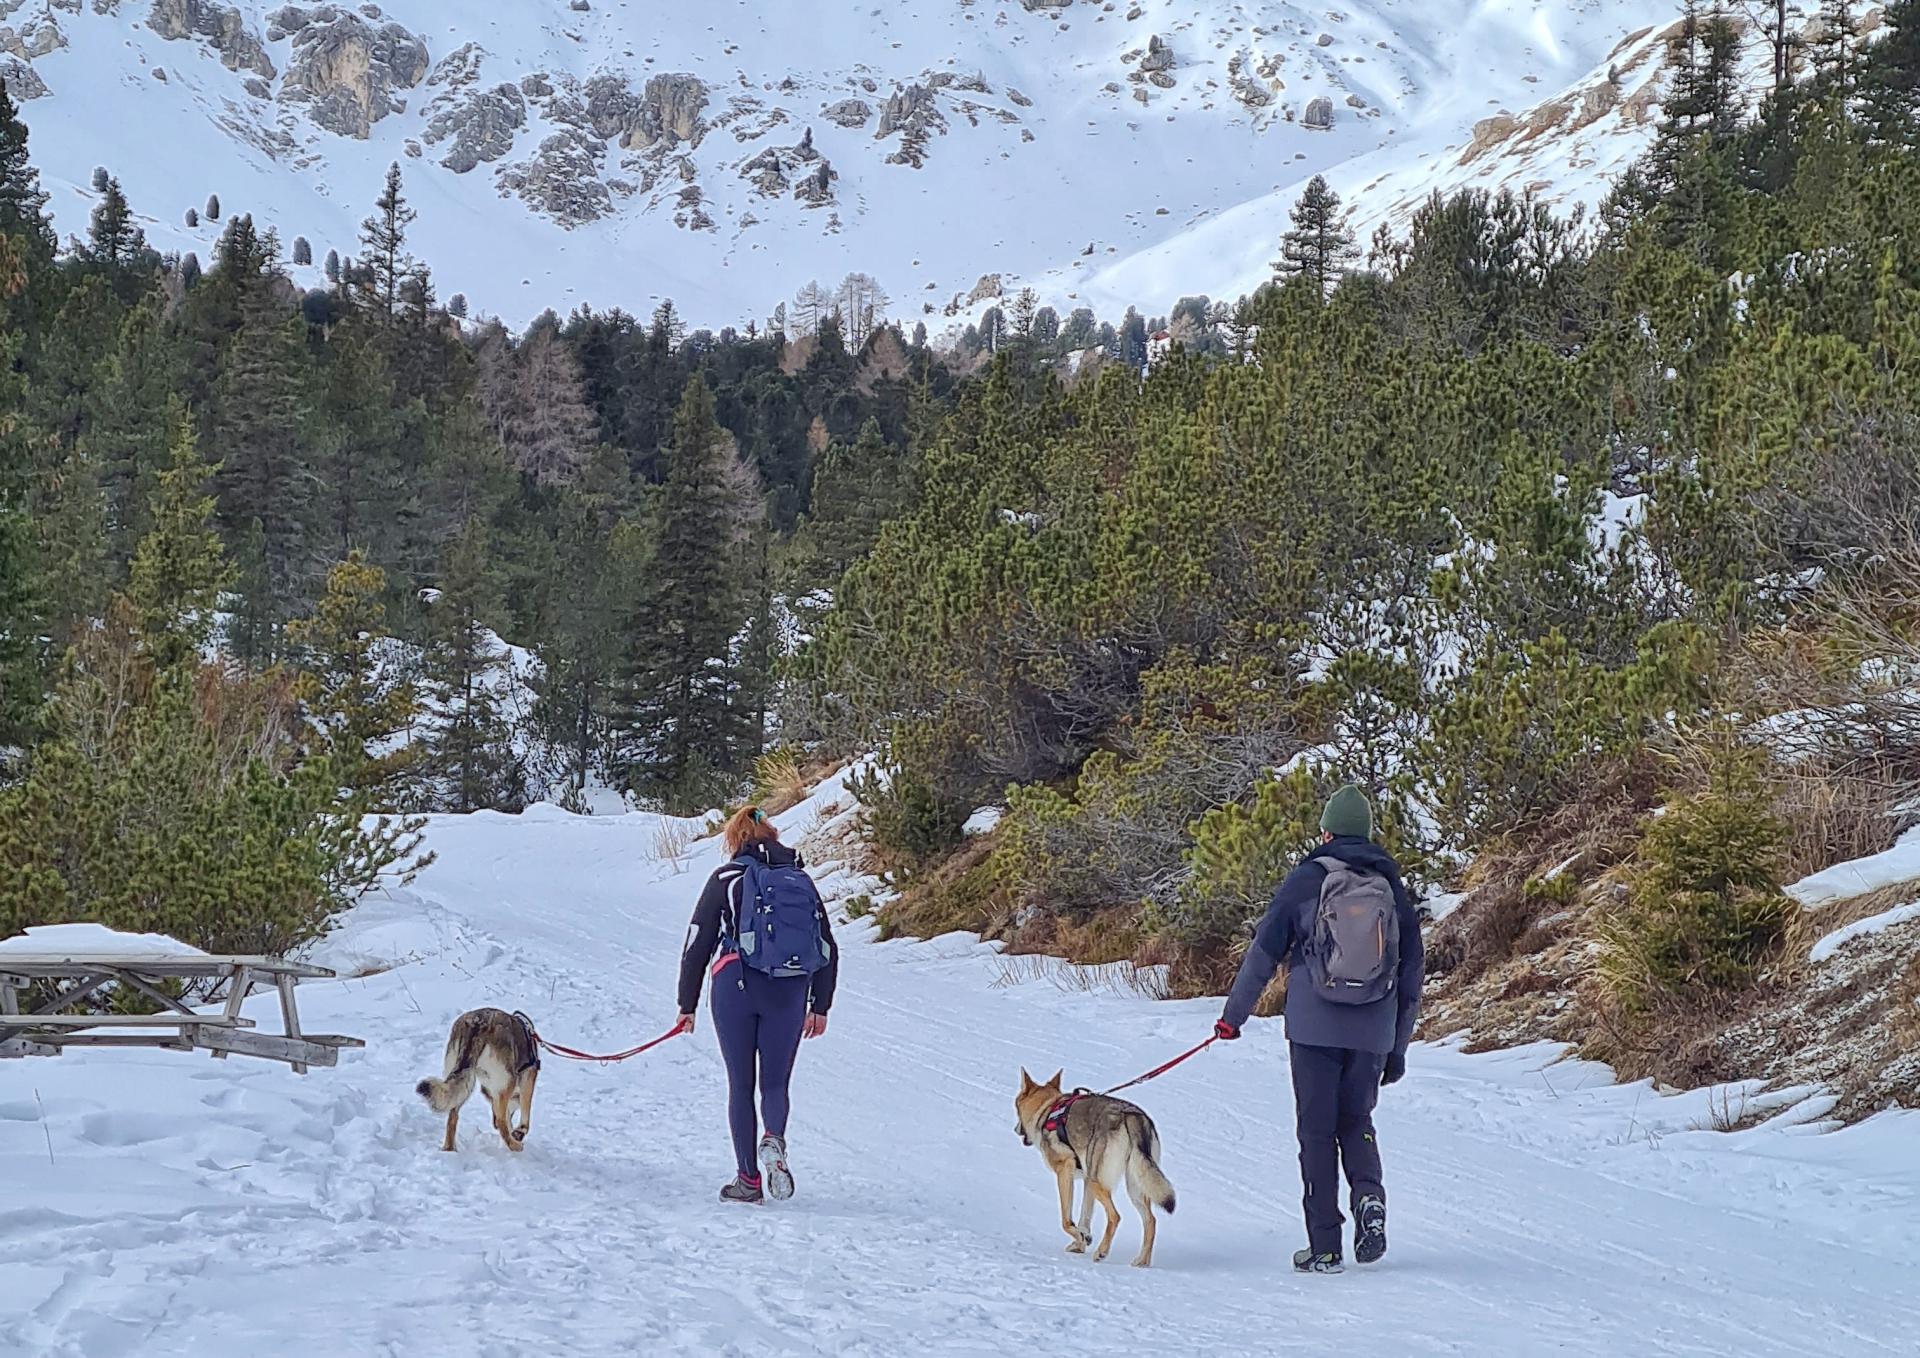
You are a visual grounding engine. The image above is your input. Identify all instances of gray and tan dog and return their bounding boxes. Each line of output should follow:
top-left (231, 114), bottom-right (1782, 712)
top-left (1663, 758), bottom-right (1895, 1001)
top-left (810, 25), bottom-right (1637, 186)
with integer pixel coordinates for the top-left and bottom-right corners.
top-left (1014, 1068), bottom-right (1176, 1267)
top-left (416, 1008), bottom-right (541, 1153)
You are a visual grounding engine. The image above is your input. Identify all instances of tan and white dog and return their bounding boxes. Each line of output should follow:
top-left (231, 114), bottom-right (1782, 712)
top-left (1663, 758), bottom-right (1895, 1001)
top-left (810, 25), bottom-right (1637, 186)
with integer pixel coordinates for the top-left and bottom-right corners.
top-left (416, 1008), bottom-right (541, 1153)
top-left (1014, 1068), bottom-right (1176, 1267)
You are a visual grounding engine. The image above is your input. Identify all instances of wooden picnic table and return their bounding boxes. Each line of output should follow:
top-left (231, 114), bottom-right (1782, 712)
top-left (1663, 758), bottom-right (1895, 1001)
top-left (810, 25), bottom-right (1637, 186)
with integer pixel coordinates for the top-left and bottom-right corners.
top-left (0, 951), bottom-right (363, 1073)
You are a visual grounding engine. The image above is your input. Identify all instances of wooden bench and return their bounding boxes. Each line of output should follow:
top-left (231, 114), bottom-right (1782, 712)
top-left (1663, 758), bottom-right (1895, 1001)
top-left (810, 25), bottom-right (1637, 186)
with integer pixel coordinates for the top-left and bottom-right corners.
top-left (0, 952), bottom-right (364, 1073)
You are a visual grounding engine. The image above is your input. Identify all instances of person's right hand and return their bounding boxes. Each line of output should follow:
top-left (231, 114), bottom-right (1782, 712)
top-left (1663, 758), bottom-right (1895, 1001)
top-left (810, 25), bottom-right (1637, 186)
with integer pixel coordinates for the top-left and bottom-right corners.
top-left (672, 1012), bottom-right (696, 1036)
top-left (1213, 1018), bottom-right (1240, 1041)
top-left (1381, 1053), bottom-right (1406, 1086)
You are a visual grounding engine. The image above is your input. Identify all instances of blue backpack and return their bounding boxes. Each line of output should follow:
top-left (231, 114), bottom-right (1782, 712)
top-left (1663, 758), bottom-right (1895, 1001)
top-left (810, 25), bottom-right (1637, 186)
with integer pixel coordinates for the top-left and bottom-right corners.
top-left (732, 854), bottom-right (833, 978)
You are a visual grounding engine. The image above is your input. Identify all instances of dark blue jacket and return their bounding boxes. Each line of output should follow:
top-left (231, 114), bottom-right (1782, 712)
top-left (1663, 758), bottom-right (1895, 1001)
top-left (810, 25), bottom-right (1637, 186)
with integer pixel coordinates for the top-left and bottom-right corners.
top-left (1219, 836), bottom-right (1423, 1056)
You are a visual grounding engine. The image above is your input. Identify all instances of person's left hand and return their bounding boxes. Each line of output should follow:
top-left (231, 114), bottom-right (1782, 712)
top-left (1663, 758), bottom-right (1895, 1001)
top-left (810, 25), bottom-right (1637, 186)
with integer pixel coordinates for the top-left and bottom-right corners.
top-left (802, 1012), bottom-right (828, 1040)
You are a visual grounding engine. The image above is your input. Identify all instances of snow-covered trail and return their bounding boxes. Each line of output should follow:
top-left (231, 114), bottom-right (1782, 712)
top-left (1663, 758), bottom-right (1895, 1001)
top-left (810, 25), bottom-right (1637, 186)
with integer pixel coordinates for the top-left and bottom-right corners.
top-left (5, 798), bottom-right (1920, 1357)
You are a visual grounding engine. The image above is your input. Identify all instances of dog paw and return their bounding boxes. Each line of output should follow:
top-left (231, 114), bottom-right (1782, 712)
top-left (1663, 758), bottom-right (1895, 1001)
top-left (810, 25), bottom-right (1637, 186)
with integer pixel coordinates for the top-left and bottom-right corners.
top-left (1130, 1257), bottom-right (1152, 1269)
top-left (1093, 1249), bottom-right (1110, 1263)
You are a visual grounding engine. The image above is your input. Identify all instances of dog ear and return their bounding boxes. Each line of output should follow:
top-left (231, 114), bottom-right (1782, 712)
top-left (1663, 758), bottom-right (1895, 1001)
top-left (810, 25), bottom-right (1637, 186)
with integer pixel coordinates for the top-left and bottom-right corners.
top-left (1046, 1069), bottom-right (1063, 1090)
top-left (1019, 1067), bottom-right (1034, 1092)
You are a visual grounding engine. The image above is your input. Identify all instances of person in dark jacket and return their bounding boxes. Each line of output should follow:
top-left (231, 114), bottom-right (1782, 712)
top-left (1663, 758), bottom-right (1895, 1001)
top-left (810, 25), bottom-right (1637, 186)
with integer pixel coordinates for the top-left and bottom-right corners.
top-left (1213, 784), bottom-right (1423, 1273)
top-left (675, 805), bottom-right (838, 1204)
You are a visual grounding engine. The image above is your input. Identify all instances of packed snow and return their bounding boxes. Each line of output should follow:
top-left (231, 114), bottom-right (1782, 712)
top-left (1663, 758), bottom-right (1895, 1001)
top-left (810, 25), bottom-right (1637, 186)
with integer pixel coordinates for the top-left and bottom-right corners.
top-left (0, 923), bottom-right (209, 960)
top-left (1812, 901), bottom-right (1920, 964)
top-left (4, 779), bottom-right (1919, 1354)
top-left (1788, 826), bottom-right (1920, 909)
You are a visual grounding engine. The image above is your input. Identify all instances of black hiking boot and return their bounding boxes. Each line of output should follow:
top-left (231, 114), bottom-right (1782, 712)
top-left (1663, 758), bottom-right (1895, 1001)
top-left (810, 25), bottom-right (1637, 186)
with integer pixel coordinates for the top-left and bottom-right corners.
top-left (1293, 1248), bottom-right (1345, 1275)
top-left (759, 1134), bottom-right (795, 1201)
top-left (1354, 1196), bottom-right (1387, 1265)
top-left (719, 1173), bottom-right (764, 1204)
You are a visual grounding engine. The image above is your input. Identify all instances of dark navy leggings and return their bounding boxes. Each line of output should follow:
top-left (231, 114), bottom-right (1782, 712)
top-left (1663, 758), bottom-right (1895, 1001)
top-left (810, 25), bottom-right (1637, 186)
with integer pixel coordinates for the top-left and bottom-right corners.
top-left (711, 961), bottom-right (810, 1176)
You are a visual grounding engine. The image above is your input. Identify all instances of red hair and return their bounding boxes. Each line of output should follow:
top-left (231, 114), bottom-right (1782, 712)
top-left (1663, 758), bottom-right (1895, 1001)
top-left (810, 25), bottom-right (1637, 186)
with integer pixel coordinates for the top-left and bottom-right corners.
top-left (723, 805), bottom-right (781, 857)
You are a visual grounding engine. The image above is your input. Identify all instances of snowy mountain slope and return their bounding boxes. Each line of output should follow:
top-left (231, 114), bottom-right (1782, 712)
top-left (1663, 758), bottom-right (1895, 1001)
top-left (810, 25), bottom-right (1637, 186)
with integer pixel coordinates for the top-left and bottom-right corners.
top-left (6, 0), bottom-right (1753, 329)
top-left (4, 781), bottom-right (1919, 1354)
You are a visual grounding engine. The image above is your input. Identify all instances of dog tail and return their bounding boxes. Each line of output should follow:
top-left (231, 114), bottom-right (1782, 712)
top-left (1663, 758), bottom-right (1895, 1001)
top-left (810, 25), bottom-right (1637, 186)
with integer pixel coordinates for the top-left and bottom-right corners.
top-left (1126, 1116), bottom-right (1176, 1215)
top-left (416, 1023), bottom-right (483, 1113)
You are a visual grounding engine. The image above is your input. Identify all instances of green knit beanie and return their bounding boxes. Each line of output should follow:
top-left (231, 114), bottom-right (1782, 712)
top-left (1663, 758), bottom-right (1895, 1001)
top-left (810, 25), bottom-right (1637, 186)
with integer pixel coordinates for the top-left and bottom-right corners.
top-left (1321, 784), bottom-right (1373, 839)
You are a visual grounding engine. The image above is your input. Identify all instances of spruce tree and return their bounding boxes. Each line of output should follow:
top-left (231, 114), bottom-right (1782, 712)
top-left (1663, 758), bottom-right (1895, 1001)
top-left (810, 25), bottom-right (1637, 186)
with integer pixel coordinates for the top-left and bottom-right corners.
top-left (420, 518), bottom-right (520, 813)
top-left (127, 405), bottom-right (234, 673)
top-left (0, 236), bottom-right (39, 743)
top-left (0, 80), bottom-right (52, 258)
top-left (360, 163), bottom-right (419, 324)
top-left (88, 294), bottom-right (177, 561)
top-left (1274, 174), bottom-right (1358, 293)
top-left (1860, 0), bottom-right (1920, 143)
top-left (211, 291), bottom-right (319, 628)
top-left (616, 375), bottom-right (749, 809)
top-left (288, 551), bottom-right (421, 806)
top-left (83, 176), bottom-right (147, 277)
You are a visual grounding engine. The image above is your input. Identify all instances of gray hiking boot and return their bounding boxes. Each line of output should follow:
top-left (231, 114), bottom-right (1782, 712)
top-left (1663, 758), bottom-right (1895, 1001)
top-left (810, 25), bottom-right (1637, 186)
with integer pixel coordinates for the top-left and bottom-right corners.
top-left (719, 1173), bottom-right (764, 1204)
top-left (1293, 1248), bottom-right (1345, 1275)
top-left (759, 1134), bottom-right (795, 1201)
top-left (1355, 1196), bottom-right (1387, 1264)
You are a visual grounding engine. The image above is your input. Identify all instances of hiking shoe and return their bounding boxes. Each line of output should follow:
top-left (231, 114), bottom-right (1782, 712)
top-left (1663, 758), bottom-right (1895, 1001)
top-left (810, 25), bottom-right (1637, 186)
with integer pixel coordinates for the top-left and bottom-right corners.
top-left (1355, 1196), bottom-right (1387, 1265)
top-left (719, 1173), bottom-right (764, 1204)
top-left (759, 1134), bottom-right (795, 1201)
top-left (1293, 1248), bottom-right (1345, 1275)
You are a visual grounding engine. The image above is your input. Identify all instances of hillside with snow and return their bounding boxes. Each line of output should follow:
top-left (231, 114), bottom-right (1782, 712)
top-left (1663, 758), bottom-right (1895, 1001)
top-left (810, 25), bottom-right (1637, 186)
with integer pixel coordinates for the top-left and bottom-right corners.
top-left (2, 0), bottom-right (1821, 329)
top-left (3, 777), bottom-right (1918, 1353)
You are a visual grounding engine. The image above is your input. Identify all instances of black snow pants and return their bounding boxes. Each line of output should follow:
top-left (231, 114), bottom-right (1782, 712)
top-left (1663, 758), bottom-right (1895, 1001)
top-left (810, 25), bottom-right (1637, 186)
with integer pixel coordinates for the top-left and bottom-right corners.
top-left (1289, 1042), bottom-right (1387, 1256)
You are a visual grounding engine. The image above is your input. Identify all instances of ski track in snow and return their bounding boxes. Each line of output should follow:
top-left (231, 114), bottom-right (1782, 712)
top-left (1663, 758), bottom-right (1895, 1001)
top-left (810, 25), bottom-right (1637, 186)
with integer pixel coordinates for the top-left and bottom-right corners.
top-left (4, 798), bottom-right (1919, 1356)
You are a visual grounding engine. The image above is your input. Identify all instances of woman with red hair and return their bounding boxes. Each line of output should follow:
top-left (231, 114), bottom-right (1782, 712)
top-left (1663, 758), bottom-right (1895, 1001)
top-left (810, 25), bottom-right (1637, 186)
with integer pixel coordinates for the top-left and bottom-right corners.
top-left (675, 806), bottom-right (838, 1203)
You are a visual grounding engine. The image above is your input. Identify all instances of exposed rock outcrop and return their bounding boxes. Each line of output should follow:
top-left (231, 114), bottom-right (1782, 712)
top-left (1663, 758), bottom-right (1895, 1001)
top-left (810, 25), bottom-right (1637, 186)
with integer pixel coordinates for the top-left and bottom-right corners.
top-left (496, 129), bottom-right (612, 227)
top-left (0, 53), bottom-right (46, 98)
top-left (822, 97), bottom-right (871, 129)
top-left (1140, 34), bottom-right (1173, 73)
top-left (149, 0), bottom-right (273, 78)
top-left (626, 72), bottom-right (708, 150)
top-left (876, 82), bottom-right (946, 168)
top-left (272, 4), bottom-right (429, 139)
top-left (423, 80), bottom-right (526, 173)
top-left (739, 126), bottom-right (836, 207)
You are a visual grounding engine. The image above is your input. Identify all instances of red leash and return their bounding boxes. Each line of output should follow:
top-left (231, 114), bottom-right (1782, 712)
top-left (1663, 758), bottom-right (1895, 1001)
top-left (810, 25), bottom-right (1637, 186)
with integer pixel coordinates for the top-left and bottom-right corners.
top-left (1103, 1035), bottom-right (1217, 1095)
top-left (515, 1012), bottom-right (687, 1064)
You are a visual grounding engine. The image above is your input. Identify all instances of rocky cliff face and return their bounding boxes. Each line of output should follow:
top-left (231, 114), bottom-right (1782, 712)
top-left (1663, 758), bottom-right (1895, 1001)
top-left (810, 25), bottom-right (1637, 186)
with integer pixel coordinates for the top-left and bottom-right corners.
top-left (271, 4), bottom-right (428, 139)
top-left (150, 0), bottom-right (273, 78)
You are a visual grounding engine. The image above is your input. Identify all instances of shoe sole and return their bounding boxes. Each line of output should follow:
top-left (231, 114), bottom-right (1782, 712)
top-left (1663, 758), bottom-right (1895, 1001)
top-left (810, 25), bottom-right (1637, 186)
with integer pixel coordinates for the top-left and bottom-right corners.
top-left (759, 1141), bottom-right (794, 1201)
top-left (1356, 1203), bottom-right (1387, 1264)
top-left (1294, 1261), bottom-right (1345, 1275)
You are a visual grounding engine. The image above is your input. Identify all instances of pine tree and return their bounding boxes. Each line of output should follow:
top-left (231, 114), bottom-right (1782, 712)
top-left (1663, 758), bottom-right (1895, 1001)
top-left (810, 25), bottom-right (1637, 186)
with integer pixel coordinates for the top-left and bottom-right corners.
top-left (31, 435), bottom-right (109, 657)
top-left (324, 248), bottom-right (340, 283)
top-left (1274, 175), bottom-right (1358, 293)
top-left (185, 207), bottom-right (198, 228)
top-left (0, 235), bottom-right (40, 743)
top-left (127, 405), bottom-right (234, 673)
top-left (83, 176), bottom-right (146, 276)
top-left (289, 552), bottom-right (421, 806)
top-left (0, 80), bottom-right (52, 259)
top-left (210, 291), bottom-right (319, 629)
top-left (292, 235), bottom-right (312, 267)
top-left (1860, 0), bottom-right (1920, 142)
top-left (87, 294), bottom-right (177, 561)
top-left (181, 252), bottom-right (201, 287)
top-left (419, 518), bottom-right (521, 813)
top-left (205, 193), bottom-right (221, 221)
top-left (449, 292), bottom-right (468, 318)
top-left (799, 418), bottom-right (908, 578)
top-left (530, 444), bottom-right (642, 802)
top-left (616, 375), bottom-right (750, 809)
top-left (359, 163), bottom-right (419, 324)
top-left (1810, 0), bottom-right (1861, 104)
